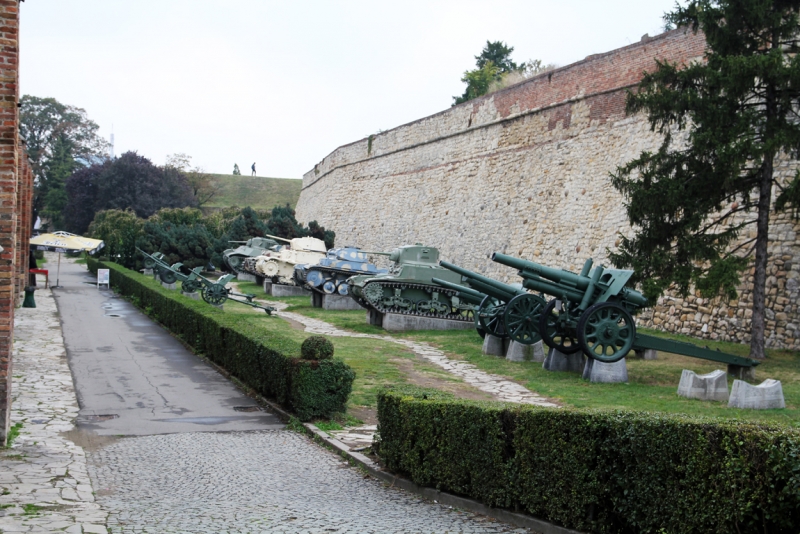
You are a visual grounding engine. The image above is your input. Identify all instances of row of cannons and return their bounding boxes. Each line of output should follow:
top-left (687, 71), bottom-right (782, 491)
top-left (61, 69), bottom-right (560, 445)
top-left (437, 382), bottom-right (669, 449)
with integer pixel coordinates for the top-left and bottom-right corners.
top-left (151, 238), bottom-right (763, 374)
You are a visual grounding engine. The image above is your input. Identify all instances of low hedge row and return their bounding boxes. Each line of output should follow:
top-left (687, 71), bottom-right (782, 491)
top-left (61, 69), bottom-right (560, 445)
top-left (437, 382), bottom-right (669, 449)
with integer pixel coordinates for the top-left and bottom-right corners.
top-left (88, 258), bottom-right (354, 421)
top-left (377, 387), bottom-right (800, 534)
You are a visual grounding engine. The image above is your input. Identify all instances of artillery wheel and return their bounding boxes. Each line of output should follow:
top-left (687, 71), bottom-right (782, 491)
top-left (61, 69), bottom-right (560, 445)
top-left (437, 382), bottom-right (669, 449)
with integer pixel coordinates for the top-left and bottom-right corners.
top-left (477, 296), bottom-right (507, 339)
top-left (143, 257), bottom-right (156, 269)
top-left (538, 300), bottom-right (581, 354)
top-left (577, 302), bottom-right (635, 363)
top-left (202, 284), bottom-right (229, 306)
top-left (504, 294), bottom-right (546, 345)
top-left (159, 270), bottom-right (178, 285)
top-left (181, 279), bottom-right (201, 293)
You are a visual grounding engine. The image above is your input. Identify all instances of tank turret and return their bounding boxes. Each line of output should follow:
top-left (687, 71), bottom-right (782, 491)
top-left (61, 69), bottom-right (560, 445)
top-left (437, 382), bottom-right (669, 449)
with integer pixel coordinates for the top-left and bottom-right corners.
top-left (222, 236), bottom-right (279, 273)
top-left (295, 247), bottom-right (387, 295)
top-left (346, 244), bottom-right (475, 320)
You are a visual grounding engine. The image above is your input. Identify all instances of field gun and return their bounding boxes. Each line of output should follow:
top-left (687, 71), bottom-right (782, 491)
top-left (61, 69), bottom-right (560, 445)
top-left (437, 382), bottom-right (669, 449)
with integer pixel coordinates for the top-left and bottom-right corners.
top-left (137, 248), bottom-right (275, 314)
top-left (491, 253), bottom-right (759, 369)
top-left (439, 261), bottom-right (546, 344)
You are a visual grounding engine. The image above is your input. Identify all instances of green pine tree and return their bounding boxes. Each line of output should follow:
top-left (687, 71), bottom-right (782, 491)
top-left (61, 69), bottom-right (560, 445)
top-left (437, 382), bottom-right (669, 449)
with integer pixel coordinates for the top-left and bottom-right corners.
top-left (610, 0), bottom-right (800, 359)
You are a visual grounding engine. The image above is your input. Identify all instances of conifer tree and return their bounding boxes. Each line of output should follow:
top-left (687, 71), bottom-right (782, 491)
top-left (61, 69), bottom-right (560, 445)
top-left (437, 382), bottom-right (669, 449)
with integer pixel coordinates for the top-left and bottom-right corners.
top-left (611, 0), bottom-right (800, 359)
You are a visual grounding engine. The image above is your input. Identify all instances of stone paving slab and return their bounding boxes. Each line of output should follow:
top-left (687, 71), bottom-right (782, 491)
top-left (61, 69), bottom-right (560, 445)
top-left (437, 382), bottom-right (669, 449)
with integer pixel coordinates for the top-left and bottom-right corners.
top-left (0, 283), bottom-right (108, 533)
top-left (89, 430), bottom-right (529, 534)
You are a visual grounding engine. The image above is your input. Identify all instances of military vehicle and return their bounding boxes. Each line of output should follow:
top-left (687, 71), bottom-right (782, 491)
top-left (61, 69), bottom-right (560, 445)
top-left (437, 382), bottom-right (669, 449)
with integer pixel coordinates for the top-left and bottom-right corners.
top-left (295, 247), bottom-right (387, 296)
top-left (222, 236), bottom-right (279, 273)
top-left (245, 235), bottom-right (327, 285)
top-left (347, 244), bottom-right (475, 321)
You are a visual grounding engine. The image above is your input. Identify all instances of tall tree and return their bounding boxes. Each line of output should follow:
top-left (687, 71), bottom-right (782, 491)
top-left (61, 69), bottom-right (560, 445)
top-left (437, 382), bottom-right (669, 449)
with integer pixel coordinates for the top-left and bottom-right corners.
top-left (19, 95), bottom-right (109, 221)
top-left (610, 0), bottom-right (800, 359)
top-left (165, 153), bottom-right (221, 206)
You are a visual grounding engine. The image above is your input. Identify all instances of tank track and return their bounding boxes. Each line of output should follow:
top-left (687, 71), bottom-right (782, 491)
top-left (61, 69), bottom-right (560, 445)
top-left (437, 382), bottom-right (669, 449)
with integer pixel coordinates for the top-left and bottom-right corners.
top-left (241, 258), bottom-right (261, 277)
top-left (304, 266), bottom-right (375, 295)
top-left (361, 281), bottom-right (473, 322)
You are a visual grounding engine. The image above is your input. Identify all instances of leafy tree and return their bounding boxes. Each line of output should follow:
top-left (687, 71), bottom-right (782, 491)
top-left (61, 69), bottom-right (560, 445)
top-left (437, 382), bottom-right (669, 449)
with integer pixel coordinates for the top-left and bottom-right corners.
top-left (63, 162), bottom-right (108, 234)
top-left (87, 209), bottom-right (144, 269)
top-left (166, 153), bottom-right (221, 206)
top-left (20, 95), bottom-right (109, 221)
top-left (610, 0), bottom-right (800, 359)
top-left (137, 219), bottom-right (215, 271)
top-left (40, 133), bottom-right (77, 230)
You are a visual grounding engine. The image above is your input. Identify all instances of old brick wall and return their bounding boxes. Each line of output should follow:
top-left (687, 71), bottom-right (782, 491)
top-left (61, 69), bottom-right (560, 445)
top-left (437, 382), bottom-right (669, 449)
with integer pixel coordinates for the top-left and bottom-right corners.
top-left (0, 0), bottom-right (25, 445)
top-left (296, 28), bottom-right (800, 350)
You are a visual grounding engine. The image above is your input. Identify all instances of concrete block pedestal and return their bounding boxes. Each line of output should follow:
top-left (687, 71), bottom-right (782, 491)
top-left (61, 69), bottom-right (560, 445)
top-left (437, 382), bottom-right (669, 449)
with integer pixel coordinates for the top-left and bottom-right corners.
top-left (505, 340), bottom-right (545, 362)
top-left (582, 357), bottom-right (629, 383)
top-left (143, 268), bottom-right (153, 276)
top-left (310, 293), bottom-right (362, 310)
top-left (542, 348), bottom-right (585, 373)
top-left (366, 310), bottom-right (475, 332)
top-left (263, 282), bottom-right (307, 297)
top-left (367, 309), bottom-right (383, 327)
top-left (677, 369), bottom-right (728, 401)
top-left (182, 291), bottom-right (200, 300)
top-left (482, 335), bottom-right (507, 356)
top-left (728, 379), bottom-right (785, 409)
top-left (237, 272), bottom-right (257, 283)
top-left (161, 281), bottom-right (176, 290)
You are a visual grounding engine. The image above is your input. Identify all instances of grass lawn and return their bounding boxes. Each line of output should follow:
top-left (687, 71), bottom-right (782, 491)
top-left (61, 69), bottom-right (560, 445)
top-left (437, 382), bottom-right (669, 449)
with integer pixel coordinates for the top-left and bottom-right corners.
top-left (203, 174), bottom-right (302, 211)
top-left (237, 288), bottom-right (800, 427)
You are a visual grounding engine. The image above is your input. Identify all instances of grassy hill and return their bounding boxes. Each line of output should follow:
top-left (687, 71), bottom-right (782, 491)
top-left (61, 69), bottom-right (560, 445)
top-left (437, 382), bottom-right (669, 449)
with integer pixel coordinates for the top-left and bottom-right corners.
top-left (203, 174), bottom-right (303, 211)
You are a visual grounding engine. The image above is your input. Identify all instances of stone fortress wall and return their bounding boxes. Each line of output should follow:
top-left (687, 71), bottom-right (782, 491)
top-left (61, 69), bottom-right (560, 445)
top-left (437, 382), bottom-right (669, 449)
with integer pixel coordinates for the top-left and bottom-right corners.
top-left (296, 28), bottom-right (800, 350)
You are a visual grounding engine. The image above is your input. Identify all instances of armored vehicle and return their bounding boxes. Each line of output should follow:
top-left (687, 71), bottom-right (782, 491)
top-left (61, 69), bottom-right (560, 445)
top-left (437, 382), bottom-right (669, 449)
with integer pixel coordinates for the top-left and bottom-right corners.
top-left (295, 247), bottom-right (387, 296)
top-left (347, 244), bottom-right (474, 321)
top-left (245, 235), bottom-right (327, 285)
top-left (222, 236), bottom-right (279, 273)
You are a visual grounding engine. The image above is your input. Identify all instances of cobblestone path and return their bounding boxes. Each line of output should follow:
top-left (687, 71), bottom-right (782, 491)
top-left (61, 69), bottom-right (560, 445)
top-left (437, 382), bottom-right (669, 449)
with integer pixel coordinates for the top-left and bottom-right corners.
top-left (91, 431), bottom-right (528, 533)
top-left (0, 286), bottom-right (108, 533)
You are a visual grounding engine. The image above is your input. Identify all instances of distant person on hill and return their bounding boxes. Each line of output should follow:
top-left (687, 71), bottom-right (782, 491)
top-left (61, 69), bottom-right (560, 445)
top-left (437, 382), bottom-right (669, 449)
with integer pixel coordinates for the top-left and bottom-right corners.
top-left (233, 163), bottom-right (241, 175)
top-left (251, 162), bottom-right (256, 176)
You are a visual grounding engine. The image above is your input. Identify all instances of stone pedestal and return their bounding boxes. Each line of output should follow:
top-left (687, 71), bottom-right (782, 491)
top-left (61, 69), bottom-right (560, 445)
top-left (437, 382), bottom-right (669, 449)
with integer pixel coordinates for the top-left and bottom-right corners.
top-left (263, 280), bottom-right (271, 293)
top-left (728, 364), bottom-right (757, 381)
top-left (143, 268), bottom-right (153, 276)
top-left (182, 291), bottom-right (200, 300)
top-left (582, 358), bottom-right (629, 383)
top-left (270, 284), bottom-right (308, 297)
top-left (367, 309), bottom-right (383, 327)
top-left (161, 281), bottom-right (176, 290)
top-left (506, 340), bottom-right (545, 362)
top-left (381, 313), bottom-right (476, 332)
top-left (314, 294), bottom-right (362, 311)
top-left (677, 369), bottom-right (729, 401)
top-left (728, 379), bottom-right (785, 409)
top-left (635, 348), bottom-right (658, 360)
top-left (542, 348), bottom-right (585, 373)
top-left (237, 272), bottom-right (257, 283)
top-left (483, 335), bottom-right (506, 356)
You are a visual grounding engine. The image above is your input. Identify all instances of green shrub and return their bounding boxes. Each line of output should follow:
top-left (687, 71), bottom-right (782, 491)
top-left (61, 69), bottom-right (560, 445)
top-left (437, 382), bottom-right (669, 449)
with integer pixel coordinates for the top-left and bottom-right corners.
top-left (376, 388), bottom-right (800, 534)
top-left (87, 257), bottom-right (355, 421)
top-left (301, 336), bottom-right (334, 360)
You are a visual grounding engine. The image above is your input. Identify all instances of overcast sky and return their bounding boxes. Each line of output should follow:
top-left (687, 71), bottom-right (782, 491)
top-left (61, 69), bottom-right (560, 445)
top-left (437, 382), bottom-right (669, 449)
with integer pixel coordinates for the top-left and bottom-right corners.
top-left (20, 0), bottom-right (680, 178)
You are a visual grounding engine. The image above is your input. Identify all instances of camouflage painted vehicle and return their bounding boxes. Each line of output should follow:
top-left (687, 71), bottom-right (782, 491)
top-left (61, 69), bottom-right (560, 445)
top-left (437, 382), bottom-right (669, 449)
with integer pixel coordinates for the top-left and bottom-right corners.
top-left (347, 244), bottom-right (474, 321)
top-left (294, 247), bottom-right (387, 296)
top-left (222, 237), bottom-right (279, 273)
top-left (243, 235), bottom-right (327, 285)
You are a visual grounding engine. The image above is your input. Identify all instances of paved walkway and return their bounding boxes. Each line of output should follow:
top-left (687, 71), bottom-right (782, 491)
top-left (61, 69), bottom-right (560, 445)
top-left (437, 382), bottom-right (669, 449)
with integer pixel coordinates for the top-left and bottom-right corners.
top-left (0, 259), bottom-right (531, 533)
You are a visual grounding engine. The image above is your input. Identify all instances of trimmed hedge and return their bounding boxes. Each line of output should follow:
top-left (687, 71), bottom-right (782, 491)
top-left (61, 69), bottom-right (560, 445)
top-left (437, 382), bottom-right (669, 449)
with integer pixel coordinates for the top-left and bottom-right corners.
top-left (377, 387), bottom-right (800, 534)
top-left (88, 258), bottom-right (354, 421)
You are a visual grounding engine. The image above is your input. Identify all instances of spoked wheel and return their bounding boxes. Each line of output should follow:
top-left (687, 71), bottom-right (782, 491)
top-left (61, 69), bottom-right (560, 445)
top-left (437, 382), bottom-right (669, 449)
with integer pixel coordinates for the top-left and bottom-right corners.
top-left (577, 302), bottom-right (636, 363)
top-left (504, 294), bottom-right (546, 345)
top-left (159, 270), bottom-right (178, 285)
top-left (143, 257), bottom-right (157, 269)
top-left (477, 296), bottom-right (507, 339)
top-left (182, 279), bottom-right (201, 293)
top-left (202, 284), bottom-right (229, 306)
top-left (538, 299), bottom-right (581, 354)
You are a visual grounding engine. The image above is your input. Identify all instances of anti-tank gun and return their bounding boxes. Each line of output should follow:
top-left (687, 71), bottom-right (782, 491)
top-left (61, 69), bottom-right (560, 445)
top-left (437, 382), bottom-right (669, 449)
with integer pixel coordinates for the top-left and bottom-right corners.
top-left (491, 253), bottom-right (759, 369)
top-left (438, 261), bottom-right (546, 344)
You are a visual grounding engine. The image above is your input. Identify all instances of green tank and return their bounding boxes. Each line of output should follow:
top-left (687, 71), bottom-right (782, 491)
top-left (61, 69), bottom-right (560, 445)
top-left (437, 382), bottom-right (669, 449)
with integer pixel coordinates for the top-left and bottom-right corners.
top-left (347, 244), bottom-right (474, 321)
top-left (222, 237), bottom-right (279, 273)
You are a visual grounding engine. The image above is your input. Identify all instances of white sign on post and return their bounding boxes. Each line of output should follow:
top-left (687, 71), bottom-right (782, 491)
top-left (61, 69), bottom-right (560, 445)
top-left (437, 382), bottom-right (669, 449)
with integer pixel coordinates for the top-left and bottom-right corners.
top-left (97, 269), bottom-right (110, 288)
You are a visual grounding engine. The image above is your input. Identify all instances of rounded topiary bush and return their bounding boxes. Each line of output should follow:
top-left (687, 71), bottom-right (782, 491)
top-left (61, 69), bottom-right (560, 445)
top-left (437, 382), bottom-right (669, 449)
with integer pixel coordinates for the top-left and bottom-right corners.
top-left (301, 336), bottom-right (334, 360)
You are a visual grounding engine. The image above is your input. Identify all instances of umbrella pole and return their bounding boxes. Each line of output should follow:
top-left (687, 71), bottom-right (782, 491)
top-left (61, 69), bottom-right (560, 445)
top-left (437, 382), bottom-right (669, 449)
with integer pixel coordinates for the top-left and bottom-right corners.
top-left (55, 252), bottom-right (61, 288)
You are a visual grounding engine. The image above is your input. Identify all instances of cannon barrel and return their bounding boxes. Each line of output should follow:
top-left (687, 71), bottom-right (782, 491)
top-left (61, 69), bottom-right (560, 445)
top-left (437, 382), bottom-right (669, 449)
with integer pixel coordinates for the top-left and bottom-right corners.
top-left (360, 250), bottom-right (392, 256)
top-left (439, 261), bottom-right (524, 302)
top-left (492, 253), bottom-right (591, 289)
top-left (264, 234), bottom-right (292, 243)
top-left (430, 277), bottom-right (487, 305)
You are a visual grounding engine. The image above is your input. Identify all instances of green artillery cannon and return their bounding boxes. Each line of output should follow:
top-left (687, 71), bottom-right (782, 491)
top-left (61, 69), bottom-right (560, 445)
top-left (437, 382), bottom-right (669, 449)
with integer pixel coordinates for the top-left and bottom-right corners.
top-left (137, 249), bottom-right (275, 314)
top-left (491, 253), bottom-right (759, 370)
top-left (438, 261), bottom-right (547, 344)
top-left (430, 277), bottom-right (490, 336)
